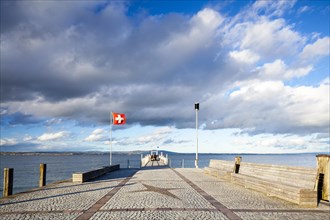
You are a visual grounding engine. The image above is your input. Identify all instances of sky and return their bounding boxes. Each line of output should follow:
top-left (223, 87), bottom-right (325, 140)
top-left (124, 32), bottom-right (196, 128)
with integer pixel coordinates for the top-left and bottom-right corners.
top-left (0, 0), bottom-right (329, 154)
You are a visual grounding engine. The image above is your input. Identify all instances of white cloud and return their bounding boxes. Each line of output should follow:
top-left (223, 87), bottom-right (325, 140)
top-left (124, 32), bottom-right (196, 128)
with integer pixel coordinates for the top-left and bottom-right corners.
top-left (230, 132), bottom-right (326, 153)
top-left (23, 136), bottom-right (33, 141)
top-left (284, 83), bottom-right (329, 127)
top-left (136, 127), bottom-right (173, 144)
top-left (300, 37), bottom-right (330, 61)
top-left (37, 131), bottom-right (67, 141)
top-left (257, 137), bottom-right (306, 149)
top-left (257, 59), bottom-right (313, 80)
top-left (0, 108), bottom-right (7, 115)
top-left (252, 0), bottom-right (297, 17)
top-left (156, 8), bottom-right (223, 69)
top-left (4, 95), bottom-right (106, 124)
top-left (204, 79), bottom-right (330, 135)
top-left (84, 128), bottom-right (106, 142)
top-left (0, 138), bottom-right (18, 146)
top-left (229, 49), bottom-right (260, 64)
top-left (195, 8), bottom-right (224, 28)
top-left (240, 18), bottom-right (303, 58)
top-left (111, 127), bottom-right (174, 148)
top-left (321, 77), bottom-right (330, 85)
top-left (298, 5), bottom-right (310, 14)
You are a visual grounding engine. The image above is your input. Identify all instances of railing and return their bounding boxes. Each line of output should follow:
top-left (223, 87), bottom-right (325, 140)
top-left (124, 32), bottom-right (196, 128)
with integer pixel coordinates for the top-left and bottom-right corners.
top-left (125, 159), bottom-right (142, 168)
top-left (141, 155), bottom-right (151, 167)
top-left (140, 153), bottom-right (169, 167)
top-left (168, 159), bottom-right (209, 168)
top-left (159, 155), bottom-right (168, 165)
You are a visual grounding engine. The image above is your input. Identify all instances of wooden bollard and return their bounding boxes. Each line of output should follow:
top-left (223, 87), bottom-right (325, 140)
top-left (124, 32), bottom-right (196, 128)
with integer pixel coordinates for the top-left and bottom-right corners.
top-left (39, 164), bottom-right (47, 187)
top-left (234, 156), bottom-right (242, 173)
top-left (3, 168), bottom-right (13, 197)
top-left (316, 154), bottom-right (330, 201)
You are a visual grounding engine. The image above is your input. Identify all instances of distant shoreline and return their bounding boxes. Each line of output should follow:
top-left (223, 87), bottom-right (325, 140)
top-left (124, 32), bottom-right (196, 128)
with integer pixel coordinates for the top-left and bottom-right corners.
top-left (0, 151), bottom-right (326, 156)
top-left (0, 151), bottom-right (143, 156)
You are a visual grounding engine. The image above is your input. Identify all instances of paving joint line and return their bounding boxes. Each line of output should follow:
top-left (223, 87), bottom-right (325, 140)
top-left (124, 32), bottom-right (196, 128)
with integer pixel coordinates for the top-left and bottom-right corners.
top-left (75, 170), bottom-right (138, 220)
top-left (172, 168), bottom-right (243, 220)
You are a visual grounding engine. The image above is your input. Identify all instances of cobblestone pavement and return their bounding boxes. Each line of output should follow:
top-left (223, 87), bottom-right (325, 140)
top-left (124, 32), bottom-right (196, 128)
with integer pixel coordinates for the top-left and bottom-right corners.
top-left (0, 167), bottom-right (329, 219)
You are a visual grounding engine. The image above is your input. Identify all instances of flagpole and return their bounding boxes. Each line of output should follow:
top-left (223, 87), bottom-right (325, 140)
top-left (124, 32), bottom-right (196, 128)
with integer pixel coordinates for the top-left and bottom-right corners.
top-left (195, 103), bottom-right (199, 168)
top-left (110, 112), bottom-right (113, 166)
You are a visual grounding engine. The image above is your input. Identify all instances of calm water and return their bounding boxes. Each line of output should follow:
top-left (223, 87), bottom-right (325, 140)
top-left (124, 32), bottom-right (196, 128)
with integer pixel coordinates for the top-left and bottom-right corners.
top-left (0, 152), bottom-right (320, 196)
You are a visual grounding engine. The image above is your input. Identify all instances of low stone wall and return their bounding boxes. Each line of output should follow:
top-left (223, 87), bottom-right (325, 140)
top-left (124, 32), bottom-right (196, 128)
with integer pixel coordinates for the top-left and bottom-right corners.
top-left (72, 164), bottom-right (120, 183)
top-left (204, 156), bottom-right (330, 207)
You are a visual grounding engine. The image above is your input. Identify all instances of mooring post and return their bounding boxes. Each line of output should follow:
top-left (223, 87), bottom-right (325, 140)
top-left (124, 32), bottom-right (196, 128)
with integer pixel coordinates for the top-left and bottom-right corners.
top-left (127, 160), bottom-right (130, 168)
top-left (39, 164), bottom-right (47, 187)
top-left (3, 168), bottom-right (13, 197)
top-left (234, 156), bottom-right (242, 173)
top-left (316, 154), bottom-right (330, 201)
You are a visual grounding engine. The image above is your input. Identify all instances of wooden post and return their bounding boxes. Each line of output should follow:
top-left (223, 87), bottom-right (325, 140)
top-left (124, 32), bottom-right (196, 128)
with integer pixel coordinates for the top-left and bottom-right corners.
top-left (3, 168), bottom-right (13, 197)
top-left (316, 154), bottom-right (330, 201)
top-left (234, 156), bottom-right (242, 173)
top-left (39, 164), bottom-right (47, 187)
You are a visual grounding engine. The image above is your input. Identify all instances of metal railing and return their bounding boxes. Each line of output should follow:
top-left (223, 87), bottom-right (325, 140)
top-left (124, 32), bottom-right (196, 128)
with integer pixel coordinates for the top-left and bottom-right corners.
top-left (168, 159), bottom-right (209, 168)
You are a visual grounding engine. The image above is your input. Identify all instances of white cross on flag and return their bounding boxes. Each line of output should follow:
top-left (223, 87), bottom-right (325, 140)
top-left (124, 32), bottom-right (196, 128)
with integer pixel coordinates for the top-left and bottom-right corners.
top-left (112, 112), bottom-right (126, 125)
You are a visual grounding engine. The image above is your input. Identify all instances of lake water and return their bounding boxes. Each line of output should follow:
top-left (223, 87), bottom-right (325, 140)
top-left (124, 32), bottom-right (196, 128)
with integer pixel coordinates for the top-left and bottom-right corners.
top-left (0, 152), bottom-right (320, 196)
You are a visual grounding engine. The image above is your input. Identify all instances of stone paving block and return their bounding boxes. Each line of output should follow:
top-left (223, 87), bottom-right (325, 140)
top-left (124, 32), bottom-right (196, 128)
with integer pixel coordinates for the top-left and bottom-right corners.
top-left (0, 213), bottom-right (81, 220)
top-left (0, 167), bottom-right (329, 220)
top-left (89, 211), bottom-right (228, 220)
top-left (0, 181), bottom-right (121, 213)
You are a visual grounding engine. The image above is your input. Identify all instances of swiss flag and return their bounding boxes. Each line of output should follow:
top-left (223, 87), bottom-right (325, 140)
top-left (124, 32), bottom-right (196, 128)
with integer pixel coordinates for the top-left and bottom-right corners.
top-left (112, 112), bottom-right (126, 125)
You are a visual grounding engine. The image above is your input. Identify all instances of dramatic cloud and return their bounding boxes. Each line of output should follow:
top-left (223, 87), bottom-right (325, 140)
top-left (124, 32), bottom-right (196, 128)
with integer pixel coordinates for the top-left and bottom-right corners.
top-left (1, 1), bottom-right (329, 152)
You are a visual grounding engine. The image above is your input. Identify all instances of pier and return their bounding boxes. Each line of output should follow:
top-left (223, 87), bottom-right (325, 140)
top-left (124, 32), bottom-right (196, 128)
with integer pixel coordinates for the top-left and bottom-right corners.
top-left (0, 155), bottom-right (329, 219)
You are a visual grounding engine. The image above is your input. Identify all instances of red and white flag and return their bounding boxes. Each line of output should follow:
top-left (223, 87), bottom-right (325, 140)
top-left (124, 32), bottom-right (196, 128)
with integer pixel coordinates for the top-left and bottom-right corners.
top-left (112, 112), bottom-right (126, 125)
